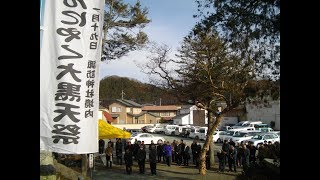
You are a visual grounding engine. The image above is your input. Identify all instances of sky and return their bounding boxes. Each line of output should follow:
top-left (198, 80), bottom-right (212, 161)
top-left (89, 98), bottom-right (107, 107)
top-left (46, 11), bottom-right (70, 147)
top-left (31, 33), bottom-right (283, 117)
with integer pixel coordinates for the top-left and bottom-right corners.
top-left (99, 0), bottom-right (199, 83)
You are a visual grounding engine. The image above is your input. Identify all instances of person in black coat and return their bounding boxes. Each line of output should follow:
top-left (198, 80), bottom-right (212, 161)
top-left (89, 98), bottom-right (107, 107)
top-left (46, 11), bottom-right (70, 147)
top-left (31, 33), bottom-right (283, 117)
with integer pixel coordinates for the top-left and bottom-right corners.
top-left (183, 146), bottom-right (191, 166)
top-left (248, 142), bottom-right (257, 164)
top-left (242, 144), bottom-right (250, 175)
top-left (115, 138), bottom-right (123, 165)
top-left (98, 139), bottom-right (105, 154)
top-left (228, 145), bottom-right (237, 172)
top-left (149, 144), bottom-right (157, 175)
top-left (195, 144), bottom-right (202, 168)
top-left (157, 141), bottom-right (163, 163)
top-left (124, 149), bottom-right (133, 174)
top-left (137, 145), bottom-right (146, 174)
top-left (222, 140), bottom-right (230, 166)
top-left (217, 150), bottom-right (225, 172)
top-left (133, 140), bottom-right (141, 160)
top-left (191, 140), bottom-right (198, 165)
top-left (229, 138), bottom-right (236, 147)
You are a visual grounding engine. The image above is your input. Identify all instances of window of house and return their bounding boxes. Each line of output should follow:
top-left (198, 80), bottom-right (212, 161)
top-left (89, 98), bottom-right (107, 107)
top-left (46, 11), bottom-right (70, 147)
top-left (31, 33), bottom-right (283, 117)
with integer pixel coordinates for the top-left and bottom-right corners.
top-left (111, 107), bottom-right (121, 112)
top-left (126, 107), bottom-right (131, 113)
top-left (150, 120), bottom-right (152, 123)
top-left (161, 112), bottom-right (170, 116)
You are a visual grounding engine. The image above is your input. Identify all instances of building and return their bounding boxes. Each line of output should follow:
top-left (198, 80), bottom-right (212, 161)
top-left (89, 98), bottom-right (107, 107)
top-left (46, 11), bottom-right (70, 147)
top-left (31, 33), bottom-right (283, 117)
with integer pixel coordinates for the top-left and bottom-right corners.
top-left (173, 105), bottom-right (208, 126)
top-left (109, 99), bottom-right (160, 124)
top-left (245, 100), bottom-right (280, 130)
top-left (141, 105), bottom-right (179, 123)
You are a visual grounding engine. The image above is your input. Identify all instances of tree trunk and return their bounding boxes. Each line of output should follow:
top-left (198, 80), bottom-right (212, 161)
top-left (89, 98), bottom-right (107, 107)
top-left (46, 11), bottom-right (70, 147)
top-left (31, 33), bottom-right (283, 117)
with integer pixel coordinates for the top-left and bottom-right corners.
top-left (199, 114), bottom-right (224, 175)
top-left (208, 114), bottom-right (215, 168)
top-left (81, 154), bottom-right (88, 178)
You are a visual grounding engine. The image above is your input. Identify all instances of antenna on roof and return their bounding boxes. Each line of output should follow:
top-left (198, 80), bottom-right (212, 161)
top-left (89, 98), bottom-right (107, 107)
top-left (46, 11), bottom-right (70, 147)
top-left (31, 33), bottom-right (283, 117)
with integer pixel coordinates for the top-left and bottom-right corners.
top-left (121, 90), bottom-right (125, 100)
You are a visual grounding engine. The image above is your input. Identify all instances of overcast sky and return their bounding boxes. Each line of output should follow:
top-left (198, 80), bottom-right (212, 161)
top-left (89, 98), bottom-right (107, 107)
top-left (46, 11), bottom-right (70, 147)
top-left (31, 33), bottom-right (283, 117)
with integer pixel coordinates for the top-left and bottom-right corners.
top-left (99, 0), bottom-right (199, 83)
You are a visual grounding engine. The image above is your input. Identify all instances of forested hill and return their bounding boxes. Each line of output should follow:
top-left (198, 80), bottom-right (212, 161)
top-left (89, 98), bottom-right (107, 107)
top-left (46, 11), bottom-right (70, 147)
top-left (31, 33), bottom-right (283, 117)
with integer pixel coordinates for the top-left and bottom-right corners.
top-left (99, 76), bottom-right (179, 105)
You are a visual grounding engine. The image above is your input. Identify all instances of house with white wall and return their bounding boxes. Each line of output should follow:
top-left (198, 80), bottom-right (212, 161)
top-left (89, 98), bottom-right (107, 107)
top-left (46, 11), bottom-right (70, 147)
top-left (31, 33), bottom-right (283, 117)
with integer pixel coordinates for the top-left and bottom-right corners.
top-left (173, 105), bottom-right (208, 126)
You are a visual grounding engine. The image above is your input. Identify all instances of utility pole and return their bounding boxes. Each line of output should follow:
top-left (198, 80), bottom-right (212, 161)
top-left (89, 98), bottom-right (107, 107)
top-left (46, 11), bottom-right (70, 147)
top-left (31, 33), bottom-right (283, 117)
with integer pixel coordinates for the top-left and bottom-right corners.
top-left (121, 90), bottom-right (125, 100)
top-left (159, 98), bottom-right (162, 106)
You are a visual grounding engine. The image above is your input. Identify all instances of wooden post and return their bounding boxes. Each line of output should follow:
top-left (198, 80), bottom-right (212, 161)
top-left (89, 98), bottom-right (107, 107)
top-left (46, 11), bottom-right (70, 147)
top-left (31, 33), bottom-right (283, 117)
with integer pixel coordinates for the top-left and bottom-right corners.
top-left (81, 154), bottom-right (88, 179)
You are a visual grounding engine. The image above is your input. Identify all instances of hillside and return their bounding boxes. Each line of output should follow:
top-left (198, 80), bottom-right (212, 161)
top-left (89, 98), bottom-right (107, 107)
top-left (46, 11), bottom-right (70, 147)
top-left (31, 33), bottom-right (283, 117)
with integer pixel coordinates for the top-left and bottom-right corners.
top-left (99, 76), bottom-right (180, 106)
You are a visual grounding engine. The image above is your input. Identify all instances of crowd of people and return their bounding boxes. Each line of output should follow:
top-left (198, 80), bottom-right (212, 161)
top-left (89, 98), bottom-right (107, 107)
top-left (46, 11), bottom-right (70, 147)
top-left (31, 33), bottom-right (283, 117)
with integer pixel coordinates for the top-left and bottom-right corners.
top-left (98, 138), bottom-right (204, 175)
top-left (98, 137), bottom-right (280, 176)
top-left (218, 139), bottom-right (280, 175)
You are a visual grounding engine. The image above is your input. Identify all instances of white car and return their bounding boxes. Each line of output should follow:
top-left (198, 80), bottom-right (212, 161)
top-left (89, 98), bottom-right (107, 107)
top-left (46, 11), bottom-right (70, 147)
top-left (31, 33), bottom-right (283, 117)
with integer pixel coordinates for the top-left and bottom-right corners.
top-left (164, 125), bottom-right (178, 135)
top-left (189, 126), bottom-right (200, 139)
top-left (231, 131), bottom-right (260, 143)
top-left (249, 133), bottom-right (280, 147)
top-left (128, 133), bottom-right (165, 145)
top-left (219, 130), bottom-right (242, 142)
top-left (212, 131), bottom-right (225, 143)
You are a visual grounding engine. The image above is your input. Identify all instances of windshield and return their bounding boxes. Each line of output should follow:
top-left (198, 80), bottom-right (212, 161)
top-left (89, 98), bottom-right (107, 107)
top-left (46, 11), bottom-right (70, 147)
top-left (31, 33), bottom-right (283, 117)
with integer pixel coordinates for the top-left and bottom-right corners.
top-left (252, 135), bottom-right (263, 140)
top-left (242, 124), bottom-right (250, 127)
top-left (226, 131), bottom-right (234, 136)
top-left (199, 129), bottom-right (206, 133)
top-left (233, 132), bottom-right (247, 137)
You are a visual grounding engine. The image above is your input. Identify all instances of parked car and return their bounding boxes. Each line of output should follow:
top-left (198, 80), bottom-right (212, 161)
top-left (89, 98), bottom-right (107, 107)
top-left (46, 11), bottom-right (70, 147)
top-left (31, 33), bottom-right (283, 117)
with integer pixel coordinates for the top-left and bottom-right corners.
top-left (141, 125), bottom-right (153, 133)
top-left (164, 125), bottom-right (178, 135)
top-left (128, 133), bottom-right (165, 144)
top-left (198, 127), bottom-right (220, 140)
top-left (218, 130), bottom-right (242, 142)
top-left (212, 131), bottom-right (225, 143)
top-left (147, 124), bottom-right (166, 133)
top-left (218, 125), bottom-right (233, 131)
top-left (180, 127), bottom-right (191, 137)
top-left (128, 129), bottom-right (143, 137)
top-left (231, 131), bottom-right (260, 143)
top-left (174, 125), bottom-right (190, 136)
top-left (249, 133), bottom-right (280, 147)
top-left (189, 126), bottom-right (200, 139)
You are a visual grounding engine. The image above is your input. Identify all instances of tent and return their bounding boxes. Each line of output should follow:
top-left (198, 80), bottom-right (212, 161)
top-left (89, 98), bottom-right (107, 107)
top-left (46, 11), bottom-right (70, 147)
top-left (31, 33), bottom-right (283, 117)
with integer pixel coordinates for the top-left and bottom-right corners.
top-left (98, 119), bottom-right (131, 139)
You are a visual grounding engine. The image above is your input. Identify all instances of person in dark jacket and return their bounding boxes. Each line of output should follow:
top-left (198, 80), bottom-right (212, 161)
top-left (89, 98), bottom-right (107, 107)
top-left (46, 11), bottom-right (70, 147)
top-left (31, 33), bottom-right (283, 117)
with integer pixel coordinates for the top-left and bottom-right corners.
top-left (149, 144), bottom-right (157, 175)
top-left (137, 145), bottom-right (146, 174)
top-left (157, 141), bottom-right (163, 163)
top-left (176, 140), bottom-right (185, 166)
top-left (222, 140), bottom-right (230, 166)
top-left (163, 141), bottom-right (172, 166)
top-left (99, 139), bottom-right (105, 154)
top-left (249, 142), bottom-right (257, 164)
top-left (133, 140), bottom-right (141, 160)
top-left (195, 144), bottom-right (202, 168)
top-left (184, 146), bottom-right (191, 166)
top-left (116, 138), bottom-right (123, 165)
top-left (236, 142), bottom-right (243, 167)
top-left (229, 138), bottom-right (236, 147)
top-left (217, 150), bottom-right (225, 172)
top-left (191, 140), bottom-right (198, 165)
top-left (141, 141), bottom-right (146, 150)
top-left (242, 144), bottom-right (250, 175)
top-left (228, 145), bottom-right (237, 172)
top-left (149, 140), bottom-right (155, 151)
top-left (171, 140), bottom-right (177, 162)
top-left (124, 149), bottom-right (133, 174)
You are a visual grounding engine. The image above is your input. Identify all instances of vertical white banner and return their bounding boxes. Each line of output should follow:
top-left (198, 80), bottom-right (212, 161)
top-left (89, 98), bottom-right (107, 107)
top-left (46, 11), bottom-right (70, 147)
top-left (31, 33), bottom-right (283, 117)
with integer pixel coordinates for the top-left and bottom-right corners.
top-left (40, 0), bottom-right (104, 154)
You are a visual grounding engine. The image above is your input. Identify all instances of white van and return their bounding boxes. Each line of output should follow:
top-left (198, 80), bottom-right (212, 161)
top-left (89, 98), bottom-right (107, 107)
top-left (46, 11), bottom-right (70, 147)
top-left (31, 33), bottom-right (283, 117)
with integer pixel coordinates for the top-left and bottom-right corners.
top-left (189, 126), bottom-right (200, 139)
top-left (232, 121), bottom-right (263, 131)
top-left (174, 125), bottom-right (190, 136)
top-left (198, 127), bottom-right (219, 140)
top-left (164, 125), bottom-right (178, 135)
top-left (147, 124), bottom-right (167, 133)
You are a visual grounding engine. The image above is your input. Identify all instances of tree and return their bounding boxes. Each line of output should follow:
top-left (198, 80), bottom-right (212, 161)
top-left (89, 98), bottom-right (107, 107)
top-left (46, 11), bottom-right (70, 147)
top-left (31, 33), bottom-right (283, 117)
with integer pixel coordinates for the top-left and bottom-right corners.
top-left (141, 29), bottom-right (255, 175)
top-left (102, 0), bottom-right (151, 61)
top-left (194, 0), bottom-right (280, 80)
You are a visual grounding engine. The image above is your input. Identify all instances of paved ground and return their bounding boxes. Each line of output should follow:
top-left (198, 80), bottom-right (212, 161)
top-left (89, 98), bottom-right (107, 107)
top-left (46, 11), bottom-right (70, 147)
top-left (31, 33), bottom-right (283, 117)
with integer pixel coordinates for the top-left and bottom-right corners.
top-left (92, 158), bottom-right (242, 180)
top-left (92, 134), bottom-right (240, 179)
